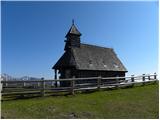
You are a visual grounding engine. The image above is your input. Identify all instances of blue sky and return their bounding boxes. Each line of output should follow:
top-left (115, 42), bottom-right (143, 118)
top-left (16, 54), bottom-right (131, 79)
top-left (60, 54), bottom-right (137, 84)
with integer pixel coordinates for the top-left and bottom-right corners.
top-left (2, 1), bottom-right (158, 78)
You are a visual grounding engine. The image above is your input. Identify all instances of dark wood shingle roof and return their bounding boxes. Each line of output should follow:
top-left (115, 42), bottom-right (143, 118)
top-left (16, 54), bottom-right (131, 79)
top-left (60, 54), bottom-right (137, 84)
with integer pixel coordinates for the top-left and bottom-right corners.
top-left (53, 43), bottom-right (127, 72)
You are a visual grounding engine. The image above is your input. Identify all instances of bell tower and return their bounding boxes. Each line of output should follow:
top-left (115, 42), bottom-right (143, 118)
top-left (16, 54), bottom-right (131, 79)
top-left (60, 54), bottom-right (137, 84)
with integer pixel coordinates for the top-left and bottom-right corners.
top-left (64, 20), bottom-right (81, 50)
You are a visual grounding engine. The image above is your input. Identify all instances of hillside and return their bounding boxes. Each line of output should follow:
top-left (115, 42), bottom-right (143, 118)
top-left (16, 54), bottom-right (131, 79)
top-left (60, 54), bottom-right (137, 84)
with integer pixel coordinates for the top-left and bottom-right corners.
top-left (1, 83), bottom-right (159, 119)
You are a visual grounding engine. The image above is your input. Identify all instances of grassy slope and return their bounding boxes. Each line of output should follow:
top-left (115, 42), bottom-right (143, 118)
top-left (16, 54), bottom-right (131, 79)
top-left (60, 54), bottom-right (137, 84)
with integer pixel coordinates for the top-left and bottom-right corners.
top-left (1, 84), bottom-right (159, 119)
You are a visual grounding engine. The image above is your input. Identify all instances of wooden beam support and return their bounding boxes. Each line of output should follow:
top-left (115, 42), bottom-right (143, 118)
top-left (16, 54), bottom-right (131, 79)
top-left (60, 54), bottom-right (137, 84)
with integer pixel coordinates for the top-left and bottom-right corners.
top-left (54, 69), bottom-right (58, 87)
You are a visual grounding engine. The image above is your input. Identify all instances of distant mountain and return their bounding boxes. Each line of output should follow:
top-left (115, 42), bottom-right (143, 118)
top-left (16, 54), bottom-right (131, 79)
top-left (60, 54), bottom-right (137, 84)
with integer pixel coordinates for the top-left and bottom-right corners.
top-left (1, 73), bottom-right (41, 81)
top-left (20, 76), bottom-right (41, 80)
top-left (1, 73), bottom-right (15, 81)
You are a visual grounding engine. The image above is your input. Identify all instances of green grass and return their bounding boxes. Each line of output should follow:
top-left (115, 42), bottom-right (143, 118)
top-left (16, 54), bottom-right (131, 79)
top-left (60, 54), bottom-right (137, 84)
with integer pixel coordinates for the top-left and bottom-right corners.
top-left (1, 84), bottom-right (159, 119)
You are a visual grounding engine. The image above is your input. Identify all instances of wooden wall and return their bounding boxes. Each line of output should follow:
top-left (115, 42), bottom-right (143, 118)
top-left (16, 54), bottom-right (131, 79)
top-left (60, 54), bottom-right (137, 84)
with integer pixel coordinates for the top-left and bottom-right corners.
top-left (59, 69), bottom-right (126, 87)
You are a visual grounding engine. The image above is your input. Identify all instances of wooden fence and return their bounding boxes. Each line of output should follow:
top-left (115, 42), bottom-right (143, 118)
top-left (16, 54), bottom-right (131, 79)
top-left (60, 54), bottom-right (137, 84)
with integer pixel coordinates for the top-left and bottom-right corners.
top-left (1, 73), bottom-right (158, 97)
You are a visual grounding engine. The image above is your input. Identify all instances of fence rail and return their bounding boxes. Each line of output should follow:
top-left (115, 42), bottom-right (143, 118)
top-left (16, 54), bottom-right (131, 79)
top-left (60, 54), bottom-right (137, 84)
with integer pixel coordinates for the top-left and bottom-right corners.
top-left (1, 73), bottom-right (158, 97)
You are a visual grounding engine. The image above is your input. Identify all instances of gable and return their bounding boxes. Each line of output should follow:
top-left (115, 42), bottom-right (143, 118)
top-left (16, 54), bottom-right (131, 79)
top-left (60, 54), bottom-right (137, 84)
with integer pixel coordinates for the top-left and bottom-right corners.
top-left (52, 50), bottom-right (76, 69)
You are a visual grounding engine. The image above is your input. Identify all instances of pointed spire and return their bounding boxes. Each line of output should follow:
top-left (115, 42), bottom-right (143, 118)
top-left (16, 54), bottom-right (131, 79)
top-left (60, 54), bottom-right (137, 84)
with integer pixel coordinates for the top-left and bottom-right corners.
top-left (65, 20), bottom-right (81, 37)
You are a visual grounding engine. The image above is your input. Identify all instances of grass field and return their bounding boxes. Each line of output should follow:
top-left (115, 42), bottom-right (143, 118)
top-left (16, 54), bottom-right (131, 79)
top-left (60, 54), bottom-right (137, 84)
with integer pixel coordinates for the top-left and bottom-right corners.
top-left (1, 83), bottom-right (159, 119)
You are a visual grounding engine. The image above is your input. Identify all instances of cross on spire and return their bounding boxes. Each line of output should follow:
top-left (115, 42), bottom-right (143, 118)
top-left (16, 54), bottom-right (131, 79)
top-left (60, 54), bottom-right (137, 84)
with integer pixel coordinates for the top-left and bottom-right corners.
top-left (72, 19), bottom-right (74, 25)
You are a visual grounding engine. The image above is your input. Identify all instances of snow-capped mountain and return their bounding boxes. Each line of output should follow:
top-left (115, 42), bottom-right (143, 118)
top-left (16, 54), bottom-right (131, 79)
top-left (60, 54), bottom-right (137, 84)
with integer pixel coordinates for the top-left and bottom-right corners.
top-left (1, 73), bottom-right (41, 81)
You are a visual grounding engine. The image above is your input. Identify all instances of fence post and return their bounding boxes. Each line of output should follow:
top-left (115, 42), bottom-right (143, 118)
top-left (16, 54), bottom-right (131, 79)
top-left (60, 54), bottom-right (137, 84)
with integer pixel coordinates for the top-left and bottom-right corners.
top-left (23, 82), bottom-right (26, 87)
top-left (131, 75), bottom-right (134, 87)
top-left (41, 78), bottom-right (45, 97)
top-left (97, 76), bottom-right (101, 90)
top-left (4, 80), bottom-right (8, 87)
top-left (148, 75), bottom-right (150, 80)
top-left (37, 82), bottom-right (40, 87)
top-left (115, 76), bottom-right (119, 88)
top-left (131, 75), bottom-right (134, 82)
top-left (70, 76), bottom-right (75, 95)
top-left (51, 81), bottom-right (54, 87)
top-left (1, 78), bottom-right (3, 90)
top-left (6, 82), bottom-right (8, 87)
top-left (154, 73), bottom-right (157, 84)
top-left (154, 73), bottom-right (157, 80)
top-left (142, 74), bottom-right (145, 85)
